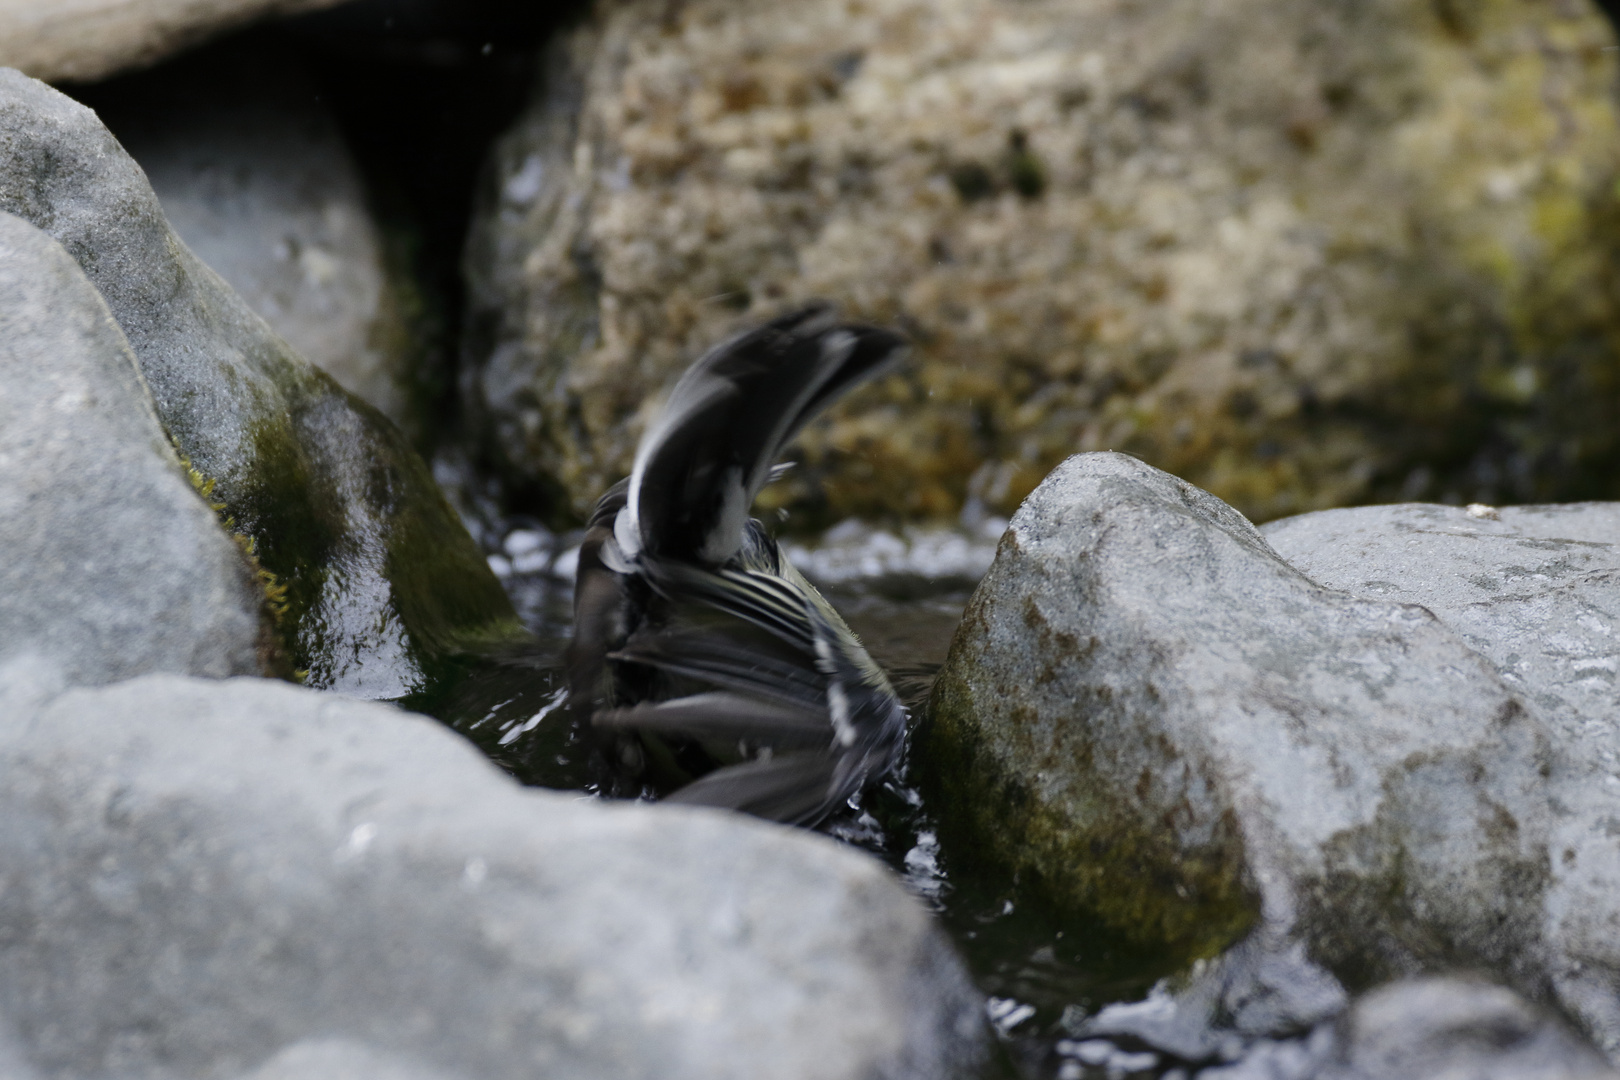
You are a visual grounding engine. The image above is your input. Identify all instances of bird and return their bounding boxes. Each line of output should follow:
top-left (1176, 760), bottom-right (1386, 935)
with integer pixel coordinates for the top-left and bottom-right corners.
top-left (565, 303), bottom-right (910, 827)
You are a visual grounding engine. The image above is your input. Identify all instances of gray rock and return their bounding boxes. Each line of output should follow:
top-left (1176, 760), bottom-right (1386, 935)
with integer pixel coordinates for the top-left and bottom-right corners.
top-left (1317, 977), bottom-right (1617, 1080)
top-left (1262, 502), bottom-right (1620, 1057)
top-left (1262, 503), bottom-right (1620, 750)
top-left (0, 211), bottom-right (269, 686)
top-left (0, 0), bottom-right (352, 84)
top-left (924, 452), bottom-right (1554, 993)
top-left (232, 1039), bottom-right (464, 1080)
top-left (0, 668), bottom-right (987, 1080)
top-left (0, 67), bottom-right (522, 697)
top-left (96, 50), bottom-right (426, 439)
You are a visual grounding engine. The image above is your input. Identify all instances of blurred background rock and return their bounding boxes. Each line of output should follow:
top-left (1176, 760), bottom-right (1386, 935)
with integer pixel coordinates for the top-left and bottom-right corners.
top-left (466, 0), bottom-right (1620, 528)
top-left (16, 0), bottom-right (1620, 531)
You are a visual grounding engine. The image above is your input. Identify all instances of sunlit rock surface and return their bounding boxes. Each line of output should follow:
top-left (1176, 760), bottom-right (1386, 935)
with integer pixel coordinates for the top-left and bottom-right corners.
top-left (0, 0), bottom-right (352, 83)
top-left (0, 671), bottom-right (988, 1080)
top-left (464, 0), bottom-right (1620, 525)
top-left (924, 454), bottom-right (1588, 1018)
top-left (91, 47), bottom-right (429, 440)
top-left (0, 68), bottom-right (523, 698)
top-left (1264, 501), bottom-right (1620, 1058)
top-left (0, 212), bottom-right (271, 686)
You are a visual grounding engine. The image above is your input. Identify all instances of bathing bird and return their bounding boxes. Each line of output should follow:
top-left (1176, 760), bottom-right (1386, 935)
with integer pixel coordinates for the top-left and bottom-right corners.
top-left (565, 304), bottom-right (909, 826)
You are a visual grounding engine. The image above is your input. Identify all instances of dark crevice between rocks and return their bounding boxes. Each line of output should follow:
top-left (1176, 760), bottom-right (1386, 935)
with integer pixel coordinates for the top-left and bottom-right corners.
top-left (67, 0), bottom-right (582, 468)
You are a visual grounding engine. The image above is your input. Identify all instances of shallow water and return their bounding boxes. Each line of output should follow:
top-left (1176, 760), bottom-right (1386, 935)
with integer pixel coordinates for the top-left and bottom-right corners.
top-left (406, 532), bottom-right (1180, 1080)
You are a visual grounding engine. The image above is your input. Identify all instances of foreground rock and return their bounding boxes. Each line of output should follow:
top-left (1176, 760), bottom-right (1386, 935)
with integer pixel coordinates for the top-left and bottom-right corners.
top-left (0, 68), bottom-right (522, 697)
top-left (466, 0), bottom-right (1620, 524)
top-left (0, 670), bottom-right (987, 1080)
top-left (0, 212), bottom-right (271, 685)
top-left (0, 0), bottom-right (352, 84)
top-left (1263, 502), bottom-right (1620, 1056)
top-left (1317, 977), bottom-right (1619, 1080)
top-left (88, 47), bottom-right (428, 440)
top-left (1067, 973), bottom-right (1616, 1079)
top-left (925, 452), bottom-right (1553, 984)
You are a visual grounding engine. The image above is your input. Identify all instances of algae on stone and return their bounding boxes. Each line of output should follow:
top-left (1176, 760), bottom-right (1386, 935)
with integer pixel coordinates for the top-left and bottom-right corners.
top-left (0, 68), bottom-right (525, 698)
top-left (466, 0), bottom-right (1620, 526)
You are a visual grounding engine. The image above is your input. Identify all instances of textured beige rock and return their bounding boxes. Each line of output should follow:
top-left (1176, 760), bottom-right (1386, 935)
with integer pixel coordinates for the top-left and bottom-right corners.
top-left (465, 0), bottom-right (1620, 525)
top-left (0, 0), bottom-right (351, 84)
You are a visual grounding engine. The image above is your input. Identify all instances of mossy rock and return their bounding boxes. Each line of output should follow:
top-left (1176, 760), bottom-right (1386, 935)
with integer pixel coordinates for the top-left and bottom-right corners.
top-left (466, 0), bottom-right (1620, 526)
top-left (918, 453), bottom-right (1556, 991)
top-left (0, 69), bottom-right (526, 697)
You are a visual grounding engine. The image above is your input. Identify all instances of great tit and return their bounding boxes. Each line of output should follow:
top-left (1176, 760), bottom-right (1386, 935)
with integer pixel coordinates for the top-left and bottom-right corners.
top-left (566, 303), bottom-right (909, 826)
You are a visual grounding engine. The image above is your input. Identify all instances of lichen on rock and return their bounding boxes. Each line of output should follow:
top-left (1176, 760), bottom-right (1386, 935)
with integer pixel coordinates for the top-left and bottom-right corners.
top-left (465, 0), bottom-right (1620, 526)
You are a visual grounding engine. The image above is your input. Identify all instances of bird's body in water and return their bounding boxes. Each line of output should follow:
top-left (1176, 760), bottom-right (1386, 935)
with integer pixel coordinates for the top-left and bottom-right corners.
top-left (566, 305), bottom-right (909, 826)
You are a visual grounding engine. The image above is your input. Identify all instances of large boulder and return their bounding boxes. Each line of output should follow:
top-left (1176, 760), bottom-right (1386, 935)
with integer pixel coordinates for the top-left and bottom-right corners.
top-left (922, 453), bottom-right (1561, 1000)
top-left (87, 46), bottom-right (429, 440)
top-left (0, 0), bottom-right (352, 84)
top-left (0, 211), bottom-right (270, 685)
top-left (465, 0), bottom-right (1620, 525)
top-left (0, 68), bottom-right (523, 698)
top-left (1263, 501), bottom-right (1620, 1056)
top-left (0, 668), bottom-right (987, 1080)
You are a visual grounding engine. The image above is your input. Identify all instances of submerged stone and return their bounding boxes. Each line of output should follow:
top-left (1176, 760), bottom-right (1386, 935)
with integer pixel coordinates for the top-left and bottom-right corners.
top-left (0, 68), bottom-right (525, 698)
top-left (0, 211), bottom-right (271, 686)
top-left (0, 669), bottom-right (988, 1080)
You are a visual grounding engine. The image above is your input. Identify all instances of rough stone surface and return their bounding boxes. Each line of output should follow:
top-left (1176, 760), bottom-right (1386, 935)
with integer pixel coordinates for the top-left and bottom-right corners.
top-left (92, 49), bottom-right (427, 439)
top-left (0, 668), bottom-right (988, 1080)
top-left (1318, 977), bottom-right (1618, 1080)
top-left (0, 0), bottom-right (351, 84)
top-left (465, 0), bottom-right (1620, 525)
top-left (1262, 501), bottom-right (1620, 1057)
top-left (0, 211), bottom-right (269, 686)
top-left (0, 67), bottom-right (522, 697)
top-left (923, 452), bottom-right (1556, 992)
top-left (1263, 502), bottom-right (1620, 765)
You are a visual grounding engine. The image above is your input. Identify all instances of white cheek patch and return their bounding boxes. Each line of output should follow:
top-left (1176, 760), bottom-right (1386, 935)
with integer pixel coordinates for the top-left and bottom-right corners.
top-left (601, 532), bottom-right (635, 575)
top-left (698, 465), bottom-right (748, 564)
top-left (613, 505), bottom-right (641, 559)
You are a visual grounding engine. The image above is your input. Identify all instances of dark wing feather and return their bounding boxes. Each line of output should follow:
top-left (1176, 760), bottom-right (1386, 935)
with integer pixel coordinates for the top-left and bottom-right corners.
top-left (593, 691), bottom-right (831, 748)
top-left (662, 753), bottom-right (847, 825)
top-left (608, 629), bottom-right (827, 709)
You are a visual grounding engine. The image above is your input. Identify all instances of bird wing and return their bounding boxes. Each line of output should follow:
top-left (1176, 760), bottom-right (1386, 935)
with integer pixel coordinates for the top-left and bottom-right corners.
top-left (662, 752), bottom-right (848, 826)
top-left (624, 304), bottom-right (907, 565)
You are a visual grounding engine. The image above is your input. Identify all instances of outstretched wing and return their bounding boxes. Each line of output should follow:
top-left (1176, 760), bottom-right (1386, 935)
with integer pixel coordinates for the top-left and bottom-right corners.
top-left (623, 304), bottom-right (907, 565)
